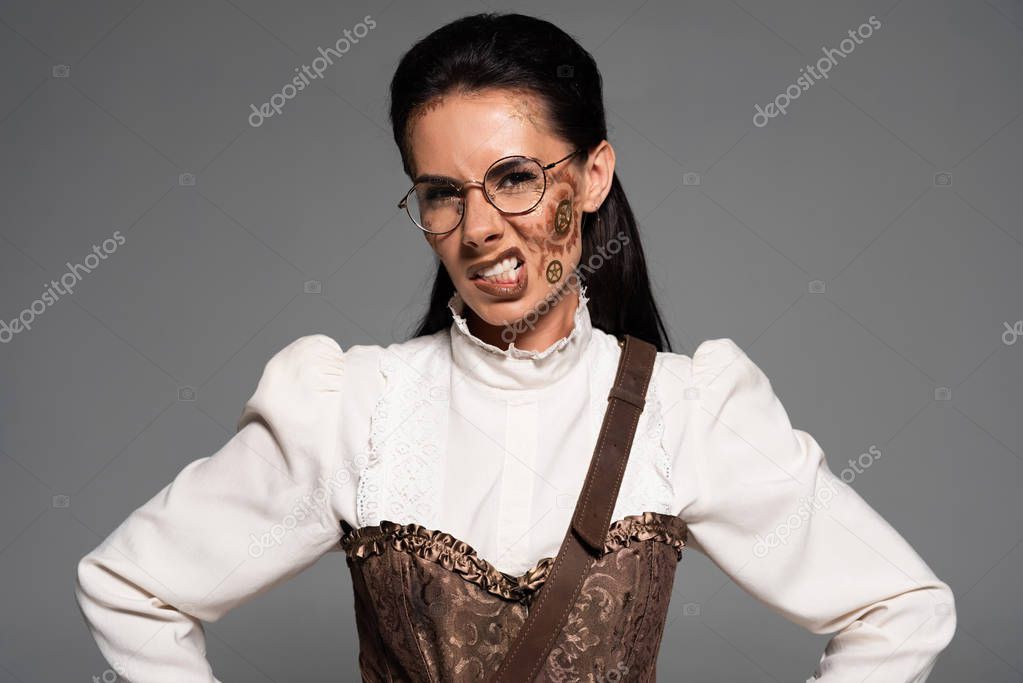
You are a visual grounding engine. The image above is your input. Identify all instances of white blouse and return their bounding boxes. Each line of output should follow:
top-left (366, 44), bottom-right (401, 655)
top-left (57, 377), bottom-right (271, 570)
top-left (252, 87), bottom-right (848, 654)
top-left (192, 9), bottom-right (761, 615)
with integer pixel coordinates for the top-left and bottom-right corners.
top-left (75, 285), bottom-right (956, 683)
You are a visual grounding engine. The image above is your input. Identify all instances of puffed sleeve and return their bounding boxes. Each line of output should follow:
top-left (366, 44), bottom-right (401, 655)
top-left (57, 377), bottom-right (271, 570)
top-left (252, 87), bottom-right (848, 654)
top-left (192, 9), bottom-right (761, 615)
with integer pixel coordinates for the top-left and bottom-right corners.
top-left (74, 334), bottom-right (352, 683)
top-left (673, 338), bottom-right (956, 682)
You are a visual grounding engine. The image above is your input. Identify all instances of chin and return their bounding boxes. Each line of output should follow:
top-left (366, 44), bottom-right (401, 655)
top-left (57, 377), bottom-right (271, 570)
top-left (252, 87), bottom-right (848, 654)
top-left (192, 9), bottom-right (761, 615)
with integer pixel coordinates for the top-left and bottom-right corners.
top-left (464, 294), bottom-right (534, 327)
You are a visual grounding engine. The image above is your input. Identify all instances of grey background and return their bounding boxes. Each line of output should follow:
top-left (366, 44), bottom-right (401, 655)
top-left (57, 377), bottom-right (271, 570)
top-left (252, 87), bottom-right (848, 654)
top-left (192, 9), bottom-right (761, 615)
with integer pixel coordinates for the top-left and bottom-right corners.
top-left (1, 0), bottom-right (1021, 680)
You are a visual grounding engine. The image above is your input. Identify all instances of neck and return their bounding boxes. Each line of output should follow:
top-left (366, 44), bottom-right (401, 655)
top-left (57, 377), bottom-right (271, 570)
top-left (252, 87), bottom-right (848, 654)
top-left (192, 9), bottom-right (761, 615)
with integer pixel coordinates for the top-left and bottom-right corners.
top-left (447, 282), bottom-right (593, 390)
top-left (465, 287), bottom-right (581, 353)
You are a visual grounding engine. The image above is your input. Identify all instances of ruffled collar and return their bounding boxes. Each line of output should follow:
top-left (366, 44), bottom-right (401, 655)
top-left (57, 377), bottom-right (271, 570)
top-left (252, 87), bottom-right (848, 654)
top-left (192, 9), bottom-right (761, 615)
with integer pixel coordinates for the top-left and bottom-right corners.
top-left (447, 284), bottom-right (593, 390)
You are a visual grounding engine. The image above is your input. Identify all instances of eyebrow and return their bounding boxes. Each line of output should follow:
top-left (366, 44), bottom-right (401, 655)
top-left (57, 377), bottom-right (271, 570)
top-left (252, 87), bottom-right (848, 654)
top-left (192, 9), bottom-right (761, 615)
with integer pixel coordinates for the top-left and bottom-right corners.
top-left (412, 173), bottom-right (461, 185)
top-left (412, 155), bottom-right (536, 185)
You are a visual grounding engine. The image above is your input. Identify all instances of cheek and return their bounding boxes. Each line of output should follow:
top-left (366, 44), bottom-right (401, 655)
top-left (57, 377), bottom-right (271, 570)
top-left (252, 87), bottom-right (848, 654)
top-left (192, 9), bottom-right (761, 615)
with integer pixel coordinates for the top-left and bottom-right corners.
top-left (426, 234), bottom-right (457, 271)
top-left (517, 186), bottom-right (582, 281)
top-left (424, 234), bottom-right (441, 257)
top-left (548, 194), bottom-right (582, 257)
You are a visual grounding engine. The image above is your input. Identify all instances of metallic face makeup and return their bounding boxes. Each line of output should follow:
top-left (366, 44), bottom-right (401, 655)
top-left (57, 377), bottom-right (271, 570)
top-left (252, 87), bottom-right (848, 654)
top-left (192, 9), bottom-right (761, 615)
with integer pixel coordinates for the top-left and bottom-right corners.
top-left (516, 167), bottom-right (583, 289)
top-left (407, 87), bottom-right (593, 341)
top-left (554, 199), bottom-right (572, 235)
top-left (546, 259), bottom-right (563, 283)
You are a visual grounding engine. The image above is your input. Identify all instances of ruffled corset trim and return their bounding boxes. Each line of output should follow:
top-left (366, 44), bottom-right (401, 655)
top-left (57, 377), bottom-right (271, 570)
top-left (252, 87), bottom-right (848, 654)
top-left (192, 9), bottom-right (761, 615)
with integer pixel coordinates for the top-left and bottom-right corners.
top-left (341, 511), bottom-right (687, 604)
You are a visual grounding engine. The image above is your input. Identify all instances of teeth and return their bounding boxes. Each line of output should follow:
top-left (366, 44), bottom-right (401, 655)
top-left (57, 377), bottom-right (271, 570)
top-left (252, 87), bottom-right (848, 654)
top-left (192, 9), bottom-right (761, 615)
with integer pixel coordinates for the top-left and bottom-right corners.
top-left (477, 257), bottom-right (520, 279)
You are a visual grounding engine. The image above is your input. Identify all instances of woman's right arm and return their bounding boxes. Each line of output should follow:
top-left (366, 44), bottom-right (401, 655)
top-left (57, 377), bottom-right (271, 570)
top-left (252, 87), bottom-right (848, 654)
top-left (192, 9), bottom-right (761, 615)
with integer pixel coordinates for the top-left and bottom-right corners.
top-left (75, 334), bottom-right (352, 683)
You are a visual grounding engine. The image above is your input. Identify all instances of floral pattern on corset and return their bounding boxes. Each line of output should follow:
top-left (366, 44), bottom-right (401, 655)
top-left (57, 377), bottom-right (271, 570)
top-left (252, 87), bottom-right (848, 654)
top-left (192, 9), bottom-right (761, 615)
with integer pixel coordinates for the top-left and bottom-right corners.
top-left (341, 510), bottom-right (687, 604)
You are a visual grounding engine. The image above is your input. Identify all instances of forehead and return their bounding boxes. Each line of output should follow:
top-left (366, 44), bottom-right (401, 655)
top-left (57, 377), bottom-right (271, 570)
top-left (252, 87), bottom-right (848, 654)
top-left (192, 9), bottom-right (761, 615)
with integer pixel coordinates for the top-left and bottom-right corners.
top-left (407, 88), bottom-right (555, 178)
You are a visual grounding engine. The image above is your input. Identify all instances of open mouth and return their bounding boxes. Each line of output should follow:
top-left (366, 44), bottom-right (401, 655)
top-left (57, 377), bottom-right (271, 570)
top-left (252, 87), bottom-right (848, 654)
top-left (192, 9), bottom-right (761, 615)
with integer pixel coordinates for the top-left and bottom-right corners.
top-left (470, 255), bottom-right (525, 285)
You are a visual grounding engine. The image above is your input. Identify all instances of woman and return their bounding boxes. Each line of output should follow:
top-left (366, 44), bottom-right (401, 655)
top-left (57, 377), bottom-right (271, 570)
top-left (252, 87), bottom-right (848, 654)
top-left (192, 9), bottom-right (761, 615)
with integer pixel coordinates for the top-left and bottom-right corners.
top-left (75, 12), bottom-right (955, 682)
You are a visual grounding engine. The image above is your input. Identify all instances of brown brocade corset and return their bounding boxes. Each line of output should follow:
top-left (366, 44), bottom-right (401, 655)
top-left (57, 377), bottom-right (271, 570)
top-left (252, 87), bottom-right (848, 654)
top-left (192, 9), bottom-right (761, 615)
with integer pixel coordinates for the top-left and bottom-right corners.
top-left (340, 510), bottom-right (688, 682)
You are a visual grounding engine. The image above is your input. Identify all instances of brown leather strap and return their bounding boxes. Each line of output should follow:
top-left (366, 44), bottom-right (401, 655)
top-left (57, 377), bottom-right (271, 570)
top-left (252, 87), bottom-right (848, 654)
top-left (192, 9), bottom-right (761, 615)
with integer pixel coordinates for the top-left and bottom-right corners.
top-left (572, 335), bottom-right (656, 551)
top-left (489, 334), bottom-right (657, 683)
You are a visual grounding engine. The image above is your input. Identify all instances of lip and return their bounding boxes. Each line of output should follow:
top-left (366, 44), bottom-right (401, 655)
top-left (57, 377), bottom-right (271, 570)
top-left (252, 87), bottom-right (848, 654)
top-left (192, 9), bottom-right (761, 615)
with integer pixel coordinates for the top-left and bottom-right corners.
top-left (466, 246), bottom-right (526, 280)
top-left (472, 259), bottom-right (528, 297)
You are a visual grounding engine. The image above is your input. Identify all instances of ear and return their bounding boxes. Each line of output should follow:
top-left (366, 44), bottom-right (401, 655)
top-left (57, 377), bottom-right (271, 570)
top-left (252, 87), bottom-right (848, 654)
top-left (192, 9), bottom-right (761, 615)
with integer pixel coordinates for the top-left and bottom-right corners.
top-left (581, 140), bottom-right (615, 213)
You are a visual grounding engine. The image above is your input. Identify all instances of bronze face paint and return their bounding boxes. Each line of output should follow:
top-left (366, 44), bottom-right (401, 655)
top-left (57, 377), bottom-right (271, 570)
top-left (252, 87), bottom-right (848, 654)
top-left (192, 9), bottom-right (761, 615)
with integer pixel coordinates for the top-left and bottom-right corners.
top-left (511, 167), bottom-right (583, 283)
top-left (505, 95), bottom-right (548, 133)
top-left (554, 199), bottom-right (572, 235)
top-left (546, 259), bottom-right (563, 283)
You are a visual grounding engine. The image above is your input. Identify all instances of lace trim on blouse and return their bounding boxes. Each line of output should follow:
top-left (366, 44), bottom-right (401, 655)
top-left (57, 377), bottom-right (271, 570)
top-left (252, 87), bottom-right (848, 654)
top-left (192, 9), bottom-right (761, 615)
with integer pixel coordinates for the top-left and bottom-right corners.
top-left (446, 284), bottom-right (592, 360)
top-left (359, 336), bottom-right (451, 528)
top-left (358, 291), bottom-right (677, 532)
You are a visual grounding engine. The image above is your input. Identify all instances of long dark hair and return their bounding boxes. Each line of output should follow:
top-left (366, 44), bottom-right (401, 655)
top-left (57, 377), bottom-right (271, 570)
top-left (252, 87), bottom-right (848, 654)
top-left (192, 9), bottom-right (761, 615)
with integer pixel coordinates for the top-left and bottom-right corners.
top-left (389, 12), bottom-right (672, 352)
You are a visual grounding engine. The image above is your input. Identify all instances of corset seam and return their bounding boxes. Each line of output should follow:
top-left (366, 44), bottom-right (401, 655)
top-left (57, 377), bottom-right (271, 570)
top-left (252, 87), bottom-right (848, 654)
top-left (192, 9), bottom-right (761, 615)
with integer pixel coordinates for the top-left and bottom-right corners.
top-left (398, 553), bottom-right (436, 683)
top-left (348, 559), bottom-right (396, 683)
top-left (629, 543), bottom-right (658, 676)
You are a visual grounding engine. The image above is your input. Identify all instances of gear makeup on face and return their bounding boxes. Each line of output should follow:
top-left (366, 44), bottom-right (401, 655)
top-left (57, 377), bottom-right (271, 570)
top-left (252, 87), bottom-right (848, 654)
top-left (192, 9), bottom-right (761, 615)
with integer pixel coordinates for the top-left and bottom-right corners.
top-left (553, 199), bottom-right (572, 236)
top-left (546, 259), bottom-right (563, 283)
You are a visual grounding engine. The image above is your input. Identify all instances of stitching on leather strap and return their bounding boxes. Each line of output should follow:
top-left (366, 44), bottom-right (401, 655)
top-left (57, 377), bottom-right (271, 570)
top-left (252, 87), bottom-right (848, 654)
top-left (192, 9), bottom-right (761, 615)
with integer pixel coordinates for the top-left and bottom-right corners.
top-left (490, 335), bottom-right (656, 683)
top-left (607, 384), bottom-right (645, 409)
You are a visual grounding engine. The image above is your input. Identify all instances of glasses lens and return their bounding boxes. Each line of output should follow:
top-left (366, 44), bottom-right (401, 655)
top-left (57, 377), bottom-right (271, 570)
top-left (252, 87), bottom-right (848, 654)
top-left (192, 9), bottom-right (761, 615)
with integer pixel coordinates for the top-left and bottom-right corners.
top-left (407, 182), bottom-right (462, 233)
top-left (485, 156), bottom-right (545, 213)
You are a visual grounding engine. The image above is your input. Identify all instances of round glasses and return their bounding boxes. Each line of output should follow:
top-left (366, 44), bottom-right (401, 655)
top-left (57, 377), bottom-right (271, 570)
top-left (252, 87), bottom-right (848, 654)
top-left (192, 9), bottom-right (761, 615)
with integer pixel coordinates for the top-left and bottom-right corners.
top-left (397, 148), bottom-right (584, 234)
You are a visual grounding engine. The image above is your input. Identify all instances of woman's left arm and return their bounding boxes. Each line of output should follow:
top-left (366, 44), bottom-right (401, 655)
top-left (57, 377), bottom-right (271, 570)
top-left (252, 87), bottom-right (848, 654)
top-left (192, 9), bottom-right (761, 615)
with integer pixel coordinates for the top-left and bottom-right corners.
top-left (665, 338), bottom-right (956, 682)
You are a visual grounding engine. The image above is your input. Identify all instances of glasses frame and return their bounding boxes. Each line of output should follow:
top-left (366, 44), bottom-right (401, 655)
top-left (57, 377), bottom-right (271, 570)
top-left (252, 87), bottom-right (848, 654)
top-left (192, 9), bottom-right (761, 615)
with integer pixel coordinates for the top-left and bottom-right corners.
top-left (397, 148), bottom-right (585, 235)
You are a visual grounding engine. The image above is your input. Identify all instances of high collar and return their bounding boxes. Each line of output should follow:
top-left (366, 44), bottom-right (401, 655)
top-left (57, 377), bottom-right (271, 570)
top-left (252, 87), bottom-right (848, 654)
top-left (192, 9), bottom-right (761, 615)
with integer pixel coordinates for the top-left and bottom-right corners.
top-left (447, 284), bottom-right (593, 391)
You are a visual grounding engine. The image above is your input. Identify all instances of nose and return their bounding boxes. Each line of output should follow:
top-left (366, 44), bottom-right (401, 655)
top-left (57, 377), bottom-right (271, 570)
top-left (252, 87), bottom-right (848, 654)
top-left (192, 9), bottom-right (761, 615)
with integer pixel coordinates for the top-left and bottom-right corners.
top-left (460, 184), bottom-right (504, 249)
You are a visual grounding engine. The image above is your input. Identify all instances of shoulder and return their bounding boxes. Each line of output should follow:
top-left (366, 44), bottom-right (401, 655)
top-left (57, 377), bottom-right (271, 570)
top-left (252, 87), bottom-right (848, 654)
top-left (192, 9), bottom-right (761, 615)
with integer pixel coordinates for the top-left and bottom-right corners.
top-left (588, 332), bottom-right (758, 393)
top-left (238, 334), bottom-right (381, 432)
top-left (242, 331), bottom-right (451, 421)
top-left (253, 330), bottom-right (451, 384)
top-left (658, 338), bottom-right (805, 516)
top-left (653, 337), bottom-right (771, 407)
top-left (256, 334), bottom-right (345, 393)
top-left (652, 336), bottom-right (746, 383)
